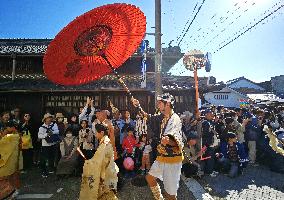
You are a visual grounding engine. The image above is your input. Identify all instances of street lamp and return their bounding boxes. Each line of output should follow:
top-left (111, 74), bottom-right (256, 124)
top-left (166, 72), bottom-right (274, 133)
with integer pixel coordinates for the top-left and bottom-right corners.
top-left (183, 49), bottom-right (212, 116)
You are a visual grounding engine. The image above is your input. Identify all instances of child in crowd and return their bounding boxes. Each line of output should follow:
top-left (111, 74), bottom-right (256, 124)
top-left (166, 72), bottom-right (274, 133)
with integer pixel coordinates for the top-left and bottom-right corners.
top-left (122, 126), bottom-right (138, 176)
top-left (122, 126), bottom-right (138, 155)
top-left (139, 134), bottom-right (152, 174)
top-left (217, 132), bottom-right (248, 178)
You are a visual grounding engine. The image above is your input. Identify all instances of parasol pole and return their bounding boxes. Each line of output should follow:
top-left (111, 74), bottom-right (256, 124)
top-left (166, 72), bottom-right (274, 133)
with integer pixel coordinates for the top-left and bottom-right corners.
top-left (101, 54), bottom-right (143, 111)
top-left (193, 65), bottom-right (200, 117)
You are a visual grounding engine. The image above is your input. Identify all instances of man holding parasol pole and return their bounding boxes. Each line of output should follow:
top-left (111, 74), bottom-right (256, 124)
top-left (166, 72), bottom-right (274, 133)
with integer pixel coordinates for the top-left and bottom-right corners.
top-left (132, 94), bottom-right (184, 200)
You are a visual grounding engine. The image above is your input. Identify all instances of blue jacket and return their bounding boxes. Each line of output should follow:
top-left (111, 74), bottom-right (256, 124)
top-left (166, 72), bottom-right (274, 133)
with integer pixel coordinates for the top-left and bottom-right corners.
top-left (220, 142), bottom-right (249, 165)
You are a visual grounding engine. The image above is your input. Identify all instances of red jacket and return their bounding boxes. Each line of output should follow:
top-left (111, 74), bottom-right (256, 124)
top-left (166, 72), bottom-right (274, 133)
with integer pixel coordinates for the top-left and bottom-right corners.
top-left (122, 135), bottom-right (137, 154)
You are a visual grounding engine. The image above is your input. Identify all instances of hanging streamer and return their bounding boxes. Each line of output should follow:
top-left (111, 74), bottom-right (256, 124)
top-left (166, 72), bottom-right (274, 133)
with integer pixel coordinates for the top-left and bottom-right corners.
top-left (140, 40), bottom-right (148, 88)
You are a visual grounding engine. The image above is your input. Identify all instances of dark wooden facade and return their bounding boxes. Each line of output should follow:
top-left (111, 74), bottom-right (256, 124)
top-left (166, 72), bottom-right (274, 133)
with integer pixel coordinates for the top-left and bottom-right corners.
top-left (0, 39), bottom-right (196, 124)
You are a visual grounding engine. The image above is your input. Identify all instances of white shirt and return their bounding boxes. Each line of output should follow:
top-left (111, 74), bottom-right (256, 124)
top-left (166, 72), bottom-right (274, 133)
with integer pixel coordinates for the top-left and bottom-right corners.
top-left (79, 106), bottom-right (95, 127)
top-left (38, 122), bottom-right (59, 146)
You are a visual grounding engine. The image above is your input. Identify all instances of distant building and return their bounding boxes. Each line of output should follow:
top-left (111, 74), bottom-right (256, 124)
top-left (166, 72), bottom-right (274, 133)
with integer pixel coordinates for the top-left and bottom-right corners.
top-left (271, 75), bottom-right (284, 96)
top-left (204, 87), bottom-right (248, 108)
top-left (226, 76), bottom-right (265, 94)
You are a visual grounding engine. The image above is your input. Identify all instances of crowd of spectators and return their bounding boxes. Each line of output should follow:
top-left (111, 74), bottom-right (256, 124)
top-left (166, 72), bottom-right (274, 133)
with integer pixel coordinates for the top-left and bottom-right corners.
top-left (1, 100), bottom-right (284, 197)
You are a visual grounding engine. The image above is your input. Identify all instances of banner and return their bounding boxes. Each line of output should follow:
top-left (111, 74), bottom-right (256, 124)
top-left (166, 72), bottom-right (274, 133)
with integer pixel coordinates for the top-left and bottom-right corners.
top-left (140, 40), bottom-right (147, 88)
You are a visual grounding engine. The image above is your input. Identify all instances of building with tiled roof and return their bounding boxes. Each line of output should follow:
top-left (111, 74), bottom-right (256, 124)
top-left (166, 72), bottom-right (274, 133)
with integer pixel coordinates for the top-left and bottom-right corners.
top-left (0, 39), bottom-right (206, 121)
top-left (226, 76), bottom-right (265, 92)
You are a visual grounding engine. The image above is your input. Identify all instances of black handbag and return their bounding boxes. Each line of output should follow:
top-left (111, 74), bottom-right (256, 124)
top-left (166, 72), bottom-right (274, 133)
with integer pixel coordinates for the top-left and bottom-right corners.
top-left (45, 133), bottom-right (61, 143)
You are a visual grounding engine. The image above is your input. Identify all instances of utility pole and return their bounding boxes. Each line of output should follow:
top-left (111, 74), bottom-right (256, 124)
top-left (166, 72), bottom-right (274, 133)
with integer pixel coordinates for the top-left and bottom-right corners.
top-left (155, 0), bottom-right (162, 104)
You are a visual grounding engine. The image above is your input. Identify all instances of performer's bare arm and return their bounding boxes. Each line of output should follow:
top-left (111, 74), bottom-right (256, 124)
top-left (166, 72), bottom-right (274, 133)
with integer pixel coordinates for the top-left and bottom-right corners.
top-left (131, 98), bottom-right (148, 117)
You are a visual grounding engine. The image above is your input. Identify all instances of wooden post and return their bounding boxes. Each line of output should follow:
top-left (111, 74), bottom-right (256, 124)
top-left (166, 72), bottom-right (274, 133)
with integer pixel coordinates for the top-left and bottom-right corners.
top-left (11, 53), bottom-right (16, 81)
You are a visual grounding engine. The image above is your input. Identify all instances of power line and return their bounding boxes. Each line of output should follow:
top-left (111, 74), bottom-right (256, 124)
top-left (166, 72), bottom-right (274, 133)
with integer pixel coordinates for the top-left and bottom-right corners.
top-left (177, 0), bottom-right (206, 46)
top-left (213, 3), bottom-right (284, 53)
top-left (205, 0), bottom-right (281, 50)
top-left (176, 1), bottom-right (199, 43)
top-left (172, 1), bottom-right (284, 77)
top-left (184, 0), bottom-right (258, 50)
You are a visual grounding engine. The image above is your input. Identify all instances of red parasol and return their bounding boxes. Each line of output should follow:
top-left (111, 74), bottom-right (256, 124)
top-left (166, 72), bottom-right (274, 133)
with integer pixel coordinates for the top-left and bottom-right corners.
top-left (43, 3), bottom-right (146, 86)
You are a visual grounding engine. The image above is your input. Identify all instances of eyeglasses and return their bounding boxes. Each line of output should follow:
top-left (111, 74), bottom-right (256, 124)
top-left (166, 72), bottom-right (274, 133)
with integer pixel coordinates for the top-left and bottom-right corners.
top-left (24, 115), bottom-right (30, 117)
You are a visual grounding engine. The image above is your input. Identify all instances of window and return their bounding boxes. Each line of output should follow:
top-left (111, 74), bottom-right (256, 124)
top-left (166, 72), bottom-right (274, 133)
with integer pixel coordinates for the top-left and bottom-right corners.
top-left (214, 94), bottom-right (228, 100)
top-left (45, 95), bottom-right (99, 108)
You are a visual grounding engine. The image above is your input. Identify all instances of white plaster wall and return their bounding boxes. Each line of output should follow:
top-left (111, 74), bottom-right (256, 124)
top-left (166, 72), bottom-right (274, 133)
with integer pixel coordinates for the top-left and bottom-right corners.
top-left (229, 79), bottom-right (264, 90)
top-left (204, 92), bottom-right (247, 108)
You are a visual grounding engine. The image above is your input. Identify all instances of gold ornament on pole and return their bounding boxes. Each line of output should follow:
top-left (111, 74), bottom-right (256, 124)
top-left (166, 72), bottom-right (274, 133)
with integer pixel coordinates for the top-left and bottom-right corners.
top-left (183, 49), bottom-right (211, 116)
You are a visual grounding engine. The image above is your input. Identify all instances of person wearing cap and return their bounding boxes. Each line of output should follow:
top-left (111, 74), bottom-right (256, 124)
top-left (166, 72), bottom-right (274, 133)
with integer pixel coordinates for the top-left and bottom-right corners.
top-left (200, 109), bottom-right (217, 176)
top-left (244, 112), bottom-right (260, 164)
top-left (182, 133), bottom-right (204, 178)
top-left (224, 115), bottom-right (250, 145)
top-left (132, 93), bottom-right (183, 200)
top-left (217, 132), bottom-right (248, 178)
top-left (38, 113), bottom-right (60, 177)
top-left (55, 112), bottom-right (66, 136)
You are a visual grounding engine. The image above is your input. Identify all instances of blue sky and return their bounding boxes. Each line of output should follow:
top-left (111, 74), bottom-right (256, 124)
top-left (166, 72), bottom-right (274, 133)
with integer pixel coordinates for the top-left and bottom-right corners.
top-left (0, 0), bottom-right (283, 83)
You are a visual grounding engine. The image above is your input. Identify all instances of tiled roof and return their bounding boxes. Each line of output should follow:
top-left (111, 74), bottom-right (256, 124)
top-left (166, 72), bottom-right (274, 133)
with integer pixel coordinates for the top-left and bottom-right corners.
top-left (0, 39), bottom-right (51, 54)
top-left (0, 39), bottom-right (183, 73)
top-left (0, 78), bottom-right (143, 91)
top-left (0, 73), bottom-right (197, 91)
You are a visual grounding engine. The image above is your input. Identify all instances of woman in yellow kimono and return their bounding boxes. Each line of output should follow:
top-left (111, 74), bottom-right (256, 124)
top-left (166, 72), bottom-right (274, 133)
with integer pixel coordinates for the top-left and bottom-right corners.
top-left (0, 127), bottom-right (21, 199)
top-left (79, 123), bottom-right (119, 200)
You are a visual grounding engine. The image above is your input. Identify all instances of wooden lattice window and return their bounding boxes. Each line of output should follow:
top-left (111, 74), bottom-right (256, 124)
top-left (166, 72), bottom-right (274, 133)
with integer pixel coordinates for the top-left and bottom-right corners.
top-left (45, 95), bottom-right (100, 109)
